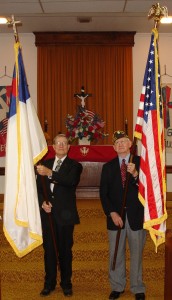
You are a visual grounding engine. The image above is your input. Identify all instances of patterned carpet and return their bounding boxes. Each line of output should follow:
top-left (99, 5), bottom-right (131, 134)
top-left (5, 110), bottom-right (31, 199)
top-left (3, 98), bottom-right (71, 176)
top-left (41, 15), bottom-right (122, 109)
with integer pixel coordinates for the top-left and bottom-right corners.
top-left (1, 198), bottom-right (172, 300)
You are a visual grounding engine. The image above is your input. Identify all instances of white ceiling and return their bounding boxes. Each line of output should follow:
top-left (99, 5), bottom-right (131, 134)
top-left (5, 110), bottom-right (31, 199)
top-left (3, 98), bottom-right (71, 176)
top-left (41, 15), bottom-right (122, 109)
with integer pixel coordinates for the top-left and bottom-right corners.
top-left (0, 0), bottom-right (172, 34)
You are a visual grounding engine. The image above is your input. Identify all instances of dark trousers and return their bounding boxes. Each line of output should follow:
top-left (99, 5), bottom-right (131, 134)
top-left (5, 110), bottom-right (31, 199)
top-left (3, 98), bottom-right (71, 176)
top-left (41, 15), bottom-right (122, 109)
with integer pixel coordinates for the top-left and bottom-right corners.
top-left (41, 211), bottom-right (74, 290)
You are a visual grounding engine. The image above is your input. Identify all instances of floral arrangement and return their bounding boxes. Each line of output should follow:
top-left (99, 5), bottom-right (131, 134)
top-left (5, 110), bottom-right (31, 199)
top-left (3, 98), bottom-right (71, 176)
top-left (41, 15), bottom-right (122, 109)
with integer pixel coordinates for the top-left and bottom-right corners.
top-left (65, 107), bottom-right (108, 142)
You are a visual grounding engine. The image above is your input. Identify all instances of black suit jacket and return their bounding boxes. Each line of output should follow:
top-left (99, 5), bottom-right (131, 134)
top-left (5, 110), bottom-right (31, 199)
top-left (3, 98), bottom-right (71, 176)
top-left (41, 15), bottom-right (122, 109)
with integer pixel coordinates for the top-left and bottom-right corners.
top-left (99, 155), bottom-right (144, 231)
top-left (37, 156), bottom-right (83, 226)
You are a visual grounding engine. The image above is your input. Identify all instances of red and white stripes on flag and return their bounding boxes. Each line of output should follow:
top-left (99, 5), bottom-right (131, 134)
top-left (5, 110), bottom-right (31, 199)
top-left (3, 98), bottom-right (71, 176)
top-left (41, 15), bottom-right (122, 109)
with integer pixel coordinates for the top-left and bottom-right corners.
top-left (134, 28), bottom-right (167, 251)
top-left (0, 85), bottom-right (12, 157)
top-left (0, 118), bottom-right (8, 136)
top-left (85, 109), bottom-right (95, 119)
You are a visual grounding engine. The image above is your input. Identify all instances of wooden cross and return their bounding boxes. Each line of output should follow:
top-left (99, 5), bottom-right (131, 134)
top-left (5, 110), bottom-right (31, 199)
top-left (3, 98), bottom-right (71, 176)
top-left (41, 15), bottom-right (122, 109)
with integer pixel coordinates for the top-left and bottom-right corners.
top-left (74, 86), bottom-right (92, 108)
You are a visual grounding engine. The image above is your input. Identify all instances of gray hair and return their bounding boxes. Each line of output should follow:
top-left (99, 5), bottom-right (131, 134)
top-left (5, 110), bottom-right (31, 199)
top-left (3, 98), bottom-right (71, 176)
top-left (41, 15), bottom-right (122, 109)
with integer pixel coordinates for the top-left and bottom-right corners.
top-left (53, 134), bottom-right (69, 145)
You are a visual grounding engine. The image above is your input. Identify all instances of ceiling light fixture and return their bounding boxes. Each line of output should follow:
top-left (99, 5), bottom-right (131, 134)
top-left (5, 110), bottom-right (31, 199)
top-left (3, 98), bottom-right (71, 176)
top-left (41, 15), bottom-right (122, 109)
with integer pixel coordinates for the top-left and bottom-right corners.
top-left (0, 16), bottom-right (21, 26)
top-left (0, 15), bottom-right (22, 42)
top-left (0, 17), bottom-right (8, 24)
top-left (160, 16), bottom-right (172, 24)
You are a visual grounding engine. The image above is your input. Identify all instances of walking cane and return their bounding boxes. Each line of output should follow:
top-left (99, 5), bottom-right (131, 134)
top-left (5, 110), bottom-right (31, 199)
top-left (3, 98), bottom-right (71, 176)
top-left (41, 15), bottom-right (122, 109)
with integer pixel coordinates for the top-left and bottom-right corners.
top-left (112, 137), bottom-right (137, 270)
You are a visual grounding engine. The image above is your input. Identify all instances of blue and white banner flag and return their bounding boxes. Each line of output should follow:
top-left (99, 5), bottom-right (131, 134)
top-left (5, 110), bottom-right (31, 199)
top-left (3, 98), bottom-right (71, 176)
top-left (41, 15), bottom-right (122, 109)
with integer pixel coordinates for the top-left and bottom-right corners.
top-left (3, 42), bottom-right (48, 257)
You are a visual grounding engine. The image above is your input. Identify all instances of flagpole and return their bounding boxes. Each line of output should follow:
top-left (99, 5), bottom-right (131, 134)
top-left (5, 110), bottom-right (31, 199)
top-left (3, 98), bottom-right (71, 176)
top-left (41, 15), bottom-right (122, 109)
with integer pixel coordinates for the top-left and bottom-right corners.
top-left (40, 175), bottom-right (59, 264)
top-left (112, 2), bottom-right (168, 270)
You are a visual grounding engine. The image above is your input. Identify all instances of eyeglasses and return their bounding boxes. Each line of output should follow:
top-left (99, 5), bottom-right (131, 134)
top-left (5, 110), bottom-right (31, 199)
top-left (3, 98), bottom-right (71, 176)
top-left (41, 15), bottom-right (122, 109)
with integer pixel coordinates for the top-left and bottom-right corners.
top-left (54, 141), bottom-right (68, 146)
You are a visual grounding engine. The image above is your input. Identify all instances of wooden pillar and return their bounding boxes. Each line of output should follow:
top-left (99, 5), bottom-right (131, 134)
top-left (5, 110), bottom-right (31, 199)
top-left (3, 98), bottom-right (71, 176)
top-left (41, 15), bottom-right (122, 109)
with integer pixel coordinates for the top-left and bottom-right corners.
top-left (164, 229), bottom-right (172, 300)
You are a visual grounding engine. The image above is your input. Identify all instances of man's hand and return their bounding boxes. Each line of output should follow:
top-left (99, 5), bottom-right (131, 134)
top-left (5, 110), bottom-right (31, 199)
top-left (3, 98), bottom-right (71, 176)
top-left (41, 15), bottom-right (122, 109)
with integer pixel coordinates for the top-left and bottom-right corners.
top-left (37, 165), bottom-right (52, 177)
top-left (42, 201), bottom-right (52, 213)
top-left (110, 212), bottom-right (123, 228)
top-left (127, 162), bottom-right (138, 178)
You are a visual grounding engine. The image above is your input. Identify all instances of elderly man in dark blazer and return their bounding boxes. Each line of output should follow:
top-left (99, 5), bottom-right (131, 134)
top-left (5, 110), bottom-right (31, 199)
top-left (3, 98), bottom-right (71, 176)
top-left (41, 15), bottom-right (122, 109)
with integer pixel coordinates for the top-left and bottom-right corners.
top-left (100, 131), bottom-right (146, 300)
top-left (36, 133), bottom-right (83, 298)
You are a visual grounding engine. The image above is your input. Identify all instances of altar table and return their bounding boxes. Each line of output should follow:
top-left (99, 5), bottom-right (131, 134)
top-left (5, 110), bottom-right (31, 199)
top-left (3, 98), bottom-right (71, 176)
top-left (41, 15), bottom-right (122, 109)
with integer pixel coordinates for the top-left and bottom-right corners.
top-left (1, 146), bottom-right (172, 199)
top-left (44, 145), bottom-right (117, 162)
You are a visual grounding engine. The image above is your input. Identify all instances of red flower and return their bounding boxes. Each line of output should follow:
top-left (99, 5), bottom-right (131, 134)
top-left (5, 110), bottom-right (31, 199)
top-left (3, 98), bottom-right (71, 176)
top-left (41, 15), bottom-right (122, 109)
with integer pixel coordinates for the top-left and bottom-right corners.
top-left (73, 120), bottom-right (79, 126)
top-left (93, 132), bottom-right (99, 138)
top-left (65, 107), bottom-right (108, 141)
top-left (88, 126), bottom-right (94, 131)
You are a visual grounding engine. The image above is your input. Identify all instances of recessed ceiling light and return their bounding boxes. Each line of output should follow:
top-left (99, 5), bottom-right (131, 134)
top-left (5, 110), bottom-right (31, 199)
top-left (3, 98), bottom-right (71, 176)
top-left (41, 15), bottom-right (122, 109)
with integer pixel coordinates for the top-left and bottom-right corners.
top-left (160, 16), bottom-right (172, 24)
top-left (0, 17), bottom-right (8, 24)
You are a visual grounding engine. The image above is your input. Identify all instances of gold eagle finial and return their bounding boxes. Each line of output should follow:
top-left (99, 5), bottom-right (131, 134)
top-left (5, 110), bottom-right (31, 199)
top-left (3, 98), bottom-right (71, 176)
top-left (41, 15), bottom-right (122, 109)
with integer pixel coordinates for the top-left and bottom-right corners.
top-left (148, 3), bottom-right (168, 25)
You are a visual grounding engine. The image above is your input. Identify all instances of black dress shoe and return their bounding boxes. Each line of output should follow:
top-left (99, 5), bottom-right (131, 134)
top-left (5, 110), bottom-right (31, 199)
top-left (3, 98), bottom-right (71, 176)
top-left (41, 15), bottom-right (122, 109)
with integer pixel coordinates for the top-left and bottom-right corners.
top-left (63, 288), bottom-right (73, 297)
top-left (40, 287), bottom-right (55, 296)
top-left (109, 290), bottom-right (124, 299)
top-left (135, 293), bottom-right (145, 300)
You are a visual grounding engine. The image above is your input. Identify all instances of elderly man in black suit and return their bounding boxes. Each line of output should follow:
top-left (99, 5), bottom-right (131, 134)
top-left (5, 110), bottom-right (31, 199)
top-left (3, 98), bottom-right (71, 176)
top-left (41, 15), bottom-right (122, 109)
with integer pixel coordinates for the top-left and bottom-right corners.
top-left (100, 131), bottom-right (146, 300)
top-left (36, 133), bottom-right (83, 297)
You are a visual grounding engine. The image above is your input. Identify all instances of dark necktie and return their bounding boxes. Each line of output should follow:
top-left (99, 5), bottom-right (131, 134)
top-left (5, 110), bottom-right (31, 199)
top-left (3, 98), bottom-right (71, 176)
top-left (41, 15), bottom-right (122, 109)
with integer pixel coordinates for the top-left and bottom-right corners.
top-left (121, 159), bottom-right (127, 187)
top-left (55, 159), bottom-right (62, 172)
top-left (50, 159), bottom-right (62, 192)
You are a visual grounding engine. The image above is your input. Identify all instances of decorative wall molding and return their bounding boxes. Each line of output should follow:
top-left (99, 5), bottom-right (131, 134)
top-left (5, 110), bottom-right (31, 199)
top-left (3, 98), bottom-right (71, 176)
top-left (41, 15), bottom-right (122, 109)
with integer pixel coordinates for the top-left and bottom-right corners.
top-left (34, 31), bottom-right (136, 46)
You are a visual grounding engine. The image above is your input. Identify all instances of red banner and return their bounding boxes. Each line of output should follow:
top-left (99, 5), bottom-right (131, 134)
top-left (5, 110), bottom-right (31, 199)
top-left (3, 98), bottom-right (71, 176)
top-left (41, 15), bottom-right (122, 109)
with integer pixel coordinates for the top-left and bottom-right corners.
top-left (44, 145), bottom-right (117, 162)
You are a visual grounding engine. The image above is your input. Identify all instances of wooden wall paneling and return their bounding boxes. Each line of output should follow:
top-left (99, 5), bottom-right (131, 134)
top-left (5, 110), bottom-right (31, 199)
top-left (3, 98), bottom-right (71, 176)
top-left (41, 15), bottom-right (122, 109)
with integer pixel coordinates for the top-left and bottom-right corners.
top-left (34, 32), bottom-right (136, 47)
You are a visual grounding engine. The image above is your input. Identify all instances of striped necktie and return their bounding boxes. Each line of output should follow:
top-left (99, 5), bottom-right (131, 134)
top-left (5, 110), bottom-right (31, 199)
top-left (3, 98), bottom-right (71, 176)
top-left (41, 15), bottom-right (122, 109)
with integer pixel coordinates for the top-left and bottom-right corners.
top-left (121, 159), bottom-right (127, 187)
top-left (50, 159), bottom-right (62, 192)
top-left (55, 159), bottom-right (62, 172)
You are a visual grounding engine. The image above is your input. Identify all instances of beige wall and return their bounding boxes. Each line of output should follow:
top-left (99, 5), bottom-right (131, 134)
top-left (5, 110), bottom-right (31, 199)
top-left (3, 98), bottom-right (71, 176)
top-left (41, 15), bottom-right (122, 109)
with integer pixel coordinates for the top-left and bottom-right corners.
top-left (0, 33), bottom-right (37, 110)
top-left (0, 32), bottom-right (172, 192)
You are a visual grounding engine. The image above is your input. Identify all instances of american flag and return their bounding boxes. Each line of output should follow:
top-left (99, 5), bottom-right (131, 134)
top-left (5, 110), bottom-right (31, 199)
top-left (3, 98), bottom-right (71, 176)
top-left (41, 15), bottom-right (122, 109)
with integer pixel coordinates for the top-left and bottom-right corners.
top-left (78, 106), bottom-right (95, 119)
top-left (134, 28), bottom-right (167, 251)
top-left (85, 109), bottom-right (95, 119)
top-left (0, 118), bottom-right (8, 136)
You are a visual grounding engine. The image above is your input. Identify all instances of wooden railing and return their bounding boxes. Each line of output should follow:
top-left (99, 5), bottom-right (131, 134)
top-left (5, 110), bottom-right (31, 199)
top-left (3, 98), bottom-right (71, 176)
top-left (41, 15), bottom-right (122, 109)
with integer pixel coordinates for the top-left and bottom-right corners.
top-left (1, 165), bottom-right (172, 200)
top-left (1, 165), bottom-right (172, 175)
